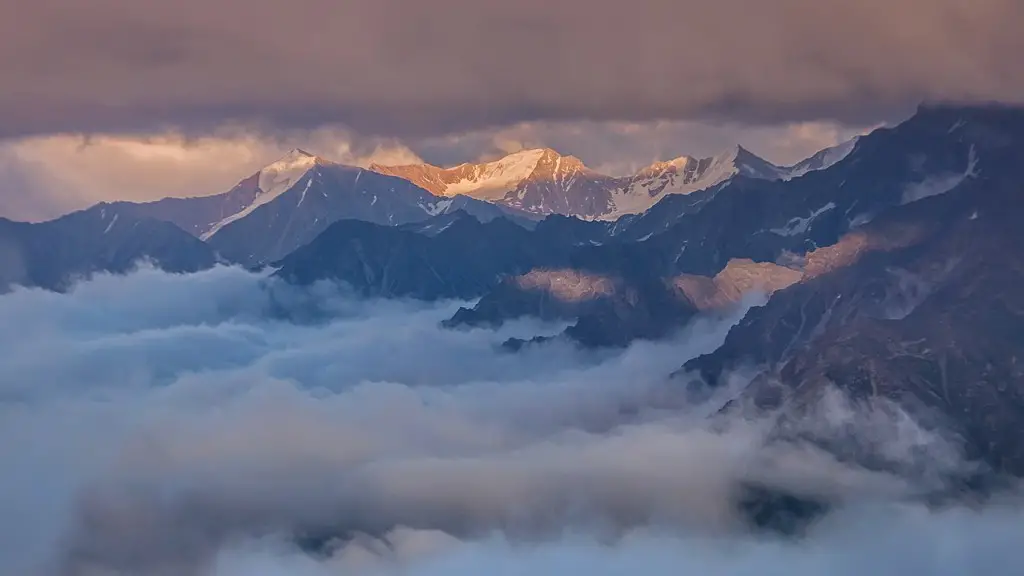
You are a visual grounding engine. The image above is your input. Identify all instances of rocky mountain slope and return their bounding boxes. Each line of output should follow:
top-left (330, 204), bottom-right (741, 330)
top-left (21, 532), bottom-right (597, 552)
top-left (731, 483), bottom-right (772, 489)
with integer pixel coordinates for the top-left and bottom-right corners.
top-left (436, 105), bottom-right (1019, 349)
top-left (273, 208), bottom-right (803, 348)
top-left (272, 211), bottom-right (605, 300)
top-left (0, 205), bottom-right (216, 292)
top-left (679, 171), bottom-right (1024, 477)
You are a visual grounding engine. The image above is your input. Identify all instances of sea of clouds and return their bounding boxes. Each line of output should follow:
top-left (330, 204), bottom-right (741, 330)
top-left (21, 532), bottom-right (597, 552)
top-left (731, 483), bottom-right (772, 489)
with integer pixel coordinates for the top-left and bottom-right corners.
top-left (0, 265), bottom-right (1021, 575)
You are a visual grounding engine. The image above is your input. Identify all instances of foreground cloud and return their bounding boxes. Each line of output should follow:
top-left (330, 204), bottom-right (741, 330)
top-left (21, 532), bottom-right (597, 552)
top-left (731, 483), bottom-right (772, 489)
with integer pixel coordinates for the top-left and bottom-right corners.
top-left (1, 0), bottom-right (1022, 139)
top-left (0, 266), bottom-right (1019, 575)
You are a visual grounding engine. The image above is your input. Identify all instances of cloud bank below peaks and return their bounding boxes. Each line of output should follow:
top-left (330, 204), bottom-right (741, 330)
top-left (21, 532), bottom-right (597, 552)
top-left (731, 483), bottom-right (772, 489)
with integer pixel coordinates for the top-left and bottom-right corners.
top-left (0, 265), bottom-right (1019, 576)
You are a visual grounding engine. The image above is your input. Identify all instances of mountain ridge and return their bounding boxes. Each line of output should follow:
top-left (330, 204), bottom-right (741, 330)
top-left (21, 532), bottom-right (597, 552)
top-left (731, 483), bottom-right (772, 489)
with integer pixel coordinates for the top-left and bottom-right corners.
top-left (0, 204), bottom-right (217, 292)
top-left (371, 141), bottom-right (856, 220)
top-left (92, 149), bottom-right (512, 266)
top-left (434, 104), bottom-right (1013, 348)
top-left (24, 137), bottom-right (853, 268)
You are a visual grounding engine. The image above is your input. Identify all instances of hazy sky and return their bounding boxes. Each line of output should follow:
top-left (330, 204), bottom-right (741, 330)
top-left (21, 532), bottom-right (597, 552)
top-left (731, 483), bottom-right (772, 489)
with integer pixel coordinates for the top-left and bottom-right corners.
top-left (1, 0), bottom-right (1021, 219)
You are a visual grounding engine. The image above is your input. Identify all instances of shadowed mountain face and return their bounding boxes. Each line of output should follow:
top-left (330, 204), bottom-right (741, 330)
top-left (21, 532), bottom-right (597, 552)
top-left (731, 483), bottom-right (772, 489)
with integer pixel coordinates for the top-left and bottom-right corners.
top-left (600, 106), bottom-right (988, 265)
top-left (275, 206), bottom-right (806, 348)
top-left (438, 105), bottom-right (1021, 348)
top-left (445, 267), bottom-right (706, 349)
top-left (102, 173), bottom-right (265, 239)
top-left (0, 205), bottom-right (217, 292)
top-left (272, 211), bottom-right (620, 302)
top-left (447, 259), bottom-right (805, 350)
top-left (678, 160), bottom-right (1024, 478)
top-left (202, 163), bottom-right (510, 267)
top-left (272, 213), bottom-right (582, 300)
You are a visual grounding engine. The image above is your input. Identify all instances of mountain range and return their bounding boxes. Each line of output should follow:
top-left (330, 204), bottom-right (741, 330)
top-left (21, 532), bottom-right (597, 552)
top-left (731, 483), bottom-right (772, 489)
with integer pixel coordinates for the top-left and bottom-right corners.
top-left (1, 104), bottom-right (1022, 485)
top-left (371, 141), bottom-right (856, 220)
top-left (2, 135), bottom-right (852, 274)
top-left (99, 149), bottom-right (512, 266)
top-left (271, 104), bottom-right (1024, 481)
top-left (439, 105), bottom-right (988, 342)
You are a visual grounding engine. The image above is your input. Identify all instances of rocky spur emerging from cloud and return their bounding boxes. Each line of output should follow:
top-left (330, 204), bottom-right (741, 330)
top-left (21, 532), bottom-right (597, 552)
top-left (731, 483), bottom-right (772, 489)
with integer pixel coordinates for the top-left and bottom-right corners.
top-left (0, 265), bottom-right (1020, 575)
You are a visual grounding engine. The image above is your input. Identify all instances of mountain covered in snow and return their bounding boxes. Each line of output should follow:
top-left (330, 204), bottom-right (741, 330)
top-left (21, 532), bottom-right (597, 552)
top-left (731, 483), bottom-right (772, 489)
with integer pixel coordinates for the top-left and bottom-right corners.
top-left (102, 149), bottom-right (510, 266)
top-left (341, 104), bottom-right (995, 350)
top-left (371, 141), bottom-right (856, 220)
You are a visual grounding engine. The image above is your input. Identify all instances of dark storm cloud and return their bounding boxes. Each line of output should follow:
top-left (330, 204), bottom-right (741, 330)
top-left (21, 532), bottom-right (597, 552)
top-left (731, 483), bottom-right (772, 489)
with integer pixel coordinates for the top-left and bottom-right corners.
top-left (1, 0), bottom-right (1023, 139)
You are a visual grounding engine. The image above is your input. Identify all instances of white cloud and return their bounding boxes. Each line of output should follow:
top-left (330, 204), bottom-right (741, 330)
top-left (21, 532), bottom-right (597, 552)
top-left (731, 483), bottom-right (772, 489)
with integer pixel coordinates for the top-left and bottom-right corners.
top-left (0, 266), bottom-right (1018, 575)
top-left (210, 507), bottom-right (1024, 576)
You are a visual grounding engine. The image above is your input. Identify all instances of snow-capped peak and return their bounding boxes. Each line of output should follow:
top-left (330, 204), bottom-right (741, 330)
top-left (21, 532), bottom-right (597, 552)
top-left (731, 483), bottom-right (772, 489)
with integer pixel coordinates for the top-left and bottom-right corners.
top-left (644, 156), bottom-right (692, 172)
top-left (710, 145), bottom-right (788, 180)
top-left (683, 146), bottom-right (756, 189)
top-left (443, 148), bottom-right (549, 200)
top-left (201, 149), bottom-right (321, 240)
top-left (258, 149), bottom-right (320, 198)
top-left (370, 147), bottom-right (593, 202)
top-left (370, 141), bottom-right (844, 222)
top-left (281, 148), bottom-right (315, 160)
top-left (603, 147), bottom-right (786, 220)
top-left (784, 137), bottom-right (860, 180)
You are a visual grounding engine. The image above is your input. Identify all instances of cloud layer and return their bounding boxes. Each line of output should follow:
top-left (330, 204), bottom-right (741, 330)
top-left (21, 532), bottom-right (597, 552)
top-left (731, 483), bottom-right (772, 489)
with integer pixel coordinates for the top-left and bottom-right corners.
top-left (2, 0), bottom-right (1022, 139)
top-left (0, 266), bottom-right (1020, 575)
